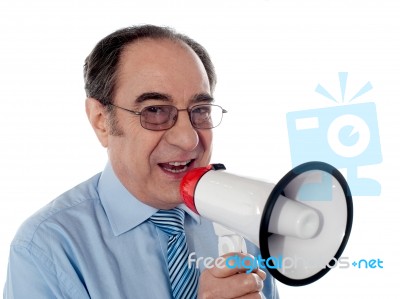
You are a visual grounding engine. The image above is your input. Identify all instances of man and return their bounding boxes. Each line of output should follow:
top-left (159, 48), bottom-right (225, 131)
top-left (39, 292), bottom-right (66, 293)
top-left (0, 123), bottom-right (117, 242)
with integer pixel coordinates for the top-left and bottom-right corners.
top-left (4, 25), bottom-right (279, 298)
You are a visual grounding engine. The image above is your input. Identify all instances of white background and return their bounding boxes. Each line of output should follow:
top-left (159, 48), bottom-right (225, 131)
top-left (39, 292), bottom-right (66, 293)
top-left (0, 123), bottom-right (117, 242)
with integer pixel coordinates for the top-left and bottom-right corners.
top-left (1, 0), bottom-right (399, 298)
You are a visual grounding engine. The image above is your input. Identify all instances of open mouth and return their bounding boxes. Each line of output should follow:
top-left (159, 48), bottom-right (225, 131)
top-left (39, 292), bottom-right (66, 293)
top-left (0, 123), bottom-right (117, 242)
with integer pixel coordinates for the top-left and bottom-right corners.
top-left (159, 160), bottom-right (194, 174)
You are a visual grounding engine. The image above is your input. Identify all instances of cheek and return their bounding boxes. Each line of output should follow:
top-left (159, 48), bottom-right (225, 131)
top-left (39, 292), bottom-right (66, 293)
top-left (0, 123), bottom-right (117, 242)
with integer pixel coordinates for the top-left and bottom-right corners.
top-left (108, 128), bottom-right (160, 168)
top-left (199, 130), bottom-right (213, 159)
top-left (134, 133), bottom-right (166, 168)
top-left (110, 137), bottom-right (159, 187)
top-left (132, 136), bottom-right (160, 160)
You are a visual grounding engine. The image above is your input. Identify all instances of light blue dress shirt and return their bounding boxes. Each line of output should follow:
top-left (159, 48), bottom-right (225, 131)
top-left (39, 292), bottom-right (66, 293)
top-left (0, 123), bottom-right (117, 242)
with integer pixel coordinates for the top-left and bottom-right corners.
top-left (4, 162), bottom-right (279, 298)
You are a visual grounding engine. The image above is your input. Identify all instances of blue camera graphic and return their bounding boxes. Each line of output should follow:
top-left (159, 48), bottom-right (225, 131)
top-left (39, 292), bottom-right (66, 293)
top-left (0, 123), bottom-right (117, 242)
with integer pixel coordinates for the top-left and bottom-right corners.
top-left (286, 102), bottom-right (382, 196)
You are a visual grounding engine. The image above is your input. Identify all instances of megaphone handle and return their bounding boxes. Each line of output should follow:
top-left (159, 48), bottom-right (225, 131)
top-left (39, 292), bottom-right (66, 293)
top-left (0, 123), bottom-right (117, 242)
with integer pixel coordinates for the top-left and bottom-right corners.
top-left (213, 222), bottom-right (248, 255)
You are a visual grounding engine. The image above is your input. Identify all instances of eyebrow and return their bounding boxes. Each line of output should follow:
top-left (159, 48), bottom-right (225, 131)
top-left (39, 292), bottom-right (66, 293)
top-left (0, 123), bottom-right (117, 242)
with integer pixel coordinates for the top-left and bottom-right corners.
top-left (191, 93), bottom-right (214, 104)
top-left (134, 92), bottom-right (214, 104)
top-left (135, 92), bottom-right (172, 103)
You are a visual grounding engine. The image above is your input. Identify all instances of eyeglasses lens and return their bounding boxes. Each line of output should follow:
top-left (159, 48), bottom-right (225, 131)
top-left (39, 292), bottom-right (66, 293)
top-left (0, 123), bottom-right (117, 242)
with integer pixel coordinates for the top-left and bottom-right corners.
top-left (140, 104), bottom-right (223, 130)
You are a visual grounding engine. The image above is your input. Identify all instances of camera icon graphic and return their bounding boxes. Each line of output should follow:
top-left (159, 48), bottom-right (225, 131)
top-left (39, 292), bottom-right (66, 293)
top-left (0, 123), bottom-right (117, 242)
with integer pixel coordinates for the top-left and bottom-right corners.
top-left (286, 75), bottom-right (382, 197)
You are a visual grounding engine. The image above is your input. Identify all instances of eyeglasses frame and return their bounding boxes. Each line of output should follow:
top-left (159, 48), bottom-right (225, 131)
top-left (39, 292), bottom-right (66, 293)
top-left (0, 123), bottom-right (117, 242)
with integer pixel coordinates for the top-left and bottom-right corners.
top-left (107, 102), bottom-right (227, 131)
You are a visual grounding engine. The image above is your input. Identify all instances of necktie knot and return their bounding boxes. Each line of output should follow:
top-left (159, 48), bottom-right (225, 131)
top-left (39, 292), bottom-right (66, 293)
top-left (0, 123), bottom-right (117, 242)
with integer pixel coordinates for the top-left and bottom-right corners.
top-left (150, 208), bottom-right (185, 236)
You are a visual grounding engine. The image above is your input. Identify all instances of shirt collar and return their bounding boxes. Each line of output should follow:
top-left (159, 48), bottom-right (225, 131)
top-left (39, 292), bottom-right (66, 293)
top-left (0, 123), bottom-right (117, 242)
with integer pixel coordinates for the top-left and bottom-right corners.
top-left (98, 162), bottom-right (200, 236)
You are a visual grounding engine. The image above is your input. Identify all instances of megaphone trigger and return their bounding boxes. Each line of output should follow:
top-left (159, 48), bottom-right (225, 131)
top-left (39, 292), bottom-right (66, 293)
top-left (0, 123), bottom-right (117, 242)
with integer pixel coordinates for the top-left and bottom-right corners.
top-left (213, 222), bottom-right (248, 255)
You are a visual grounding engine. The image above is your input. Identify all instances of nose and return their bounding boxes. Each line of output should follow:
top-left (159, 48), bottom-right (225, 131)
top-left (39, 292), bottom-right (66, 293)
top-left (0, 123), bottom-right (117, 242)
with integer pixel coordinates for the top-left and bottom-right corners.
top-left (164, 110), bottom-right (199, 151)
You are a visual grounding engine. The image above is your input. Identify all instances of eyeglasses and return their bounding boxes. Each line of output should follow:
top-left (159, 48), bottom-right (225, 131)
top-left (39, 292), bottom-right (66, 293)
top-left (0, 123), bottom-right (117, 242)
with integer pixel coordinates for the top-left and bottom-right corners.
top-left (108, 103), bottom-right (227, 131)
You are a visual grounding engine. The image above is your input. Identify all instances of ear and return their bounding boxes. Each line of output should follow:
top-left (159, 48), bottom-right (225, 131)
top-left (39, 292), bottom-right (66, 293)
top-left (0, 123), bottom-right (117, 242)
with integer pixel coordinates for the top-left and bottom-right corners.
top-left (85, 98), bottom-right (109, 148)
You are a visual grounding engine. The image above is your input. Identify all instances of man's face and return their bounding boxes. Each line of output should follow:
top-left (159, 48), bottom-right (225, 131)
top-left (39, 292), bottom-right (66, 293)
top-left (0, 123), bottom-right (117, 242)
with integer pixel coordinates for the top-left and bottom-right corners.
top-left (103, 38), bottom-right (213, 209)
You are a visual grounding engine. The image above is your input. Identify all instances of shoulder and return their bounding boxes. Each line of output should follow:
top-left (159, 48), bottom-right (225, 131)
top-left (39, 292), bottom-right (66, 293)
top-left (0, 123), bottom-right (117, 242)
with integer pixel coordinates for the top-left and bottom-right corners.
top-left (11, 173), bottom-right (102, 248)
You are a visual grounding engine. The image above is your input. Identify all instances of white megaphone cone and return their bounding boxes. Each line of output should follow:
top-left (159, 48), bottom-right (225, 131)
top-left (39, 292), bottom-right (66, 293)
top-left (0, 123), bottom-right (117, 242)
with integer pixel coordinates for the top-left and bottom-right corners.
top-left (180, 161), bottom-right (353, 286)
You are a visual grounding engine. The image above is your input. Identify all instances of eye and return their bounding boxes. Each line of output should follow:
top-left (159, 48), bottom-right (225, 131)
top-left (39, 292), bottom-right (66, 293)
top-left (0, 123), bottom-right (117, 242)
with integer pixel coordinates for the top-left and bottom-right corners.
top-left (141, 105), bottom-right (174, 127)
top-left (192, 105), bottom-right (212, 115)
top-left (145, 106), bottom-right (168, 114)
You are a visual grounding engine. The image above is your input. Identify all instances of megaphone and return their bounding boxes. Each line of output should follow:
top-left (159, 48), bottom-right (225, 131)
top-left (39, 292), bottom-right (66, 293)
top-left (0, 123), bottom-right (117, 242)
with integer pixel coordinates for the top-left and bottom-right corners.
top-left (180, 161), bottom-right (353, 286)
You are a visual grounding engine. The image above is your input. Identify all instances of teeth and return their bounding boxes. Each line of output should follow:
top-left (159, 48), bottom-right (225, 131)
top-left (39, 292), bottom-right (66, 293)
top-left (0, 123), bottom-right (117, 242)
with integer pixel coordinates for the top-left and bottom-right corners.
top-left (166, 166), bottom-right (188, 173)
top-left (168, 160), bottom-right (191, 166)
top-left (162, 160), bottom-right (192, 173)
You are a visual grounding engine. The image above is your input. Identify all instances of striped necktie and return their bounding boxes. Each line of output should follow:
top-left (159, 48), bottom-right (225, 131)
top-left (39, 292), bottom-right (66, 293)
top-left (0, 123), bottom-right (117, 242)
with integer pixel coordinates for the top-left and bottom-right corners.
top-left (150, 208), bottom-right (200, 299)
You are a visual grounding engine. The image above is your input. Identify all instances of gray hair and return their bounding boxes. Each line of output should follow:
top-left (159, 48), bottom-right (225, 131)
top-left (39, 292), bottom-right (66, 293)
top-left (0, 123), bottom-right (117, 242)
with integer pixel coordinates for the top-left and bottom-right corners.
top-left (83, 25), bottom-right (217, 106)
